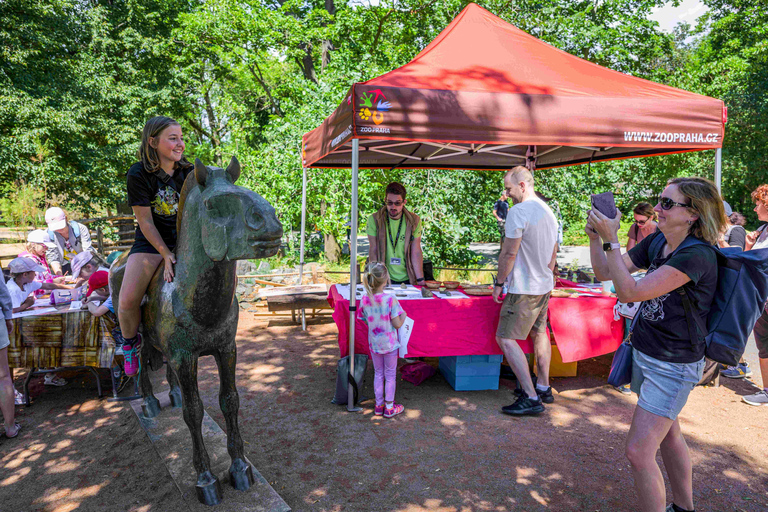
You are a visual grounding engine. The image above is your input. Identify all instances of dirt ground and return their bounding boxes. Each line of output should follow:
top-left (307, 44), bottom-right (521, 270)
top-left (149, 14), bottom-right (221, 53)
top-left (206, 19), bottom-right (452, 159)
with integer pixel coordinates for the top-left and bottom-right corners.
top-left (2, 312), bottom-right (767, 512)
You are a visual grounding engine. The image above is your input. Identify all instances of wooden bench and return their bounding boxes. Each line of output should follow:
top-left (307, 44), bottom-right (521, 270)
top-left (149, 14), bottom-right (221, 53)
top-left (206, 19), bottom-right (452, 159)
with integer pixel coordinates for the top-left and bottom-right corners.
top-left (260, 284), bottom-right (332, 323)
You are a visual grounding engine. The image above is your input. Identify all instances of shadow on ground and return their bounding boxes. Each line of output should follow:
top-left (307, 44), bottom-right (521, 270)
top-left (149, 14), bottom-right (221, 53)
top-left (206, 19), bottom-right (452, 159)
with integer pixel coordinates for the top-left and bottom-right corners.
top-left (2, 313), bottom-right (767, 511)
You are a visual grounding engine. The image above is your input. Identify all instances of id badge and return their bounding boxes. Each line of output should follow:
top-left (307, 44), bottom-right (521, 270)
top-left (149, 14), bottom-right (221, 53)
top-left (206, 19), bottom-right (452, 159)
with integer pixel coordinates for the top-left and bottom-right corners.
top-left (390, 257), bottom-right (402, 266)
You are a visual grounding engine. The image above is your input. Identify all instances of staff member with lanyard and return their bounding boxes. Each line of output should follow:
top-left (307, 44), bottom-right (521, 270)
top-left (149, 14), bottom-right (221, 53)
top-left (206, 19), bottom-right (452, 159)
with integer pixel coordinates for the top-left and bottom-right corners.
top-left (366, 182), bottom-right (425, 285)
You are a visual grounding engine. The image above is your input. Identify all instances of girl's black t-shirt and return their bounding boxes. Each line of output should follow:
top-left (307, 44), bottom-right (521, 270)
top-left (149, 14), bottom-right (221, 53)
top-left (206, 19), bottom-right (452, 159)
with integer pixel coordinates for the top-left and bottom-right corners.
top-left (627, 232), bottom-right (718, 363)
top-left (126, 162), bottom-right (192, 250)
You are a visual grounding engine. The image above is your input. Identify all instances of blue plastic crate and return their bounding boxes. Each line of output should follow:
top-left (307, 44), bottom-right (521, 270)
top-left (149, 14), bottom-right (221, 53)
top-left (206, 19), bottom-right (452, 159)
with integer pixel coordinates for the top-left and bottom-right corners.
top-left (439, 355), bottom-right (502, 391)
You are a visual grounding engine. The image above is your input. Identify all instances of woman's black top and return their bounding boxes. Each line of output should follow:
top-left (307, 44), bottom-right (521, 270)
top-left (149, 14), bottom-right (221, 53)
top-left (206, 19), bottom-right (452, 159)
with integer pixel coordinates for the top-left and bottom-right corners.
top-left (627, 232), bottom-right (718, 363)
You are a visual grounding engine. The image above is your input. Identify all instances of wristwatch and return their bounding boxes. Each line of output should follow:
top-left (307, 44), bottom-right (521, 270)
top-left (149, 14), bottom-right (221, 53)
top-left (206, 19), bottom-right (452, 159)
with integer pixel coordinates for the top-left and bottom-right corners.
top-left (603, 242), bottom-right (622, 252)
top-left (416, 277), bottom-right (425, 282)
top-left (494, 282), bottom-right (505, 288)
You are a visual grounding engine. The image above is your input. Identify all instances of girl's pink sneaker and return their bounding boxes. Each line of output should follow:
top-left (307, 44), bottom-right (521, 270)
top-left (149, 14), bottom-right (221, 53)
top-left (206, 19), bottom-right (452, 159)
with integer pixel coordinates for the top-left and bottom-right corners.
top-left (383, 403), bottom-right (404, 418)
top-left (374, 405), bottom-right (385, 416)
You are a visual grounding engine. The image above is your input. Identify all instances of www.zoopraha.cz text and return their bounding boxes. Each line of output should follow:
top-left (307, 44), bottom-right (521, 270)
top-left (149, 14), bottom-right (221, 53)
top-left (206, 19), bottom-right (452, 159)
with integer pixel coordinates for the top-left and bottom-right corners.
top-left (623, 132), bottom-right (720, 143)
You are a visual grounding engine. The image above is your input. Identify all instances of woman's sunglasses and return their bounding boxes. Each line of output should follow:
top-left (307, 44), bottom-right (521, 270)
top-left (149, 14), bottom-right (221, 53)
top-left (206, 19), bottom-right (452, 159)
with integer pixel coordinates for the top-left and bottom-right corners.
top-left (659, 196), bottom-right (691, 210)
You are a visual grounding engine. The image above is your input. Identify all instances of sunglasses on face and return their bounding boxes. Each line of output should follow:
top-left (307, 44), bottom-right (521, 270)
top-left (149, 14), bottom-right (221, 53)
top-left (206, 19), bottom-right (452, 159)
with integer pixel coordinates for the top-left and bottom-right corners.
top-left (658, 196), bottom-right (691, 210)
top-left (635, 218), bottom-right (649, 225)
top-left (386, 201), bottom-right (403, 207)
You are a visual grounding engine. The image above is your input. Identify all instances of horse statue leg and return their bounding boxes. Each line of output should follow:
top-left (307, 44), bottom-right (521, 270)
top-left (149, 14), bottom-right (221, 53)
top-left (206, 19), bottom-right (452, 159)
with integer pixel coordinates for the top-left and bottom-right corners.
top-left (139, 341), bottom-right (161, 418)
top-left (171, 352), bottom-right (223, 506)
top-left (166, 363), bottom-right (183, 408)
top-left (214, 344), bottom-right (254, 491)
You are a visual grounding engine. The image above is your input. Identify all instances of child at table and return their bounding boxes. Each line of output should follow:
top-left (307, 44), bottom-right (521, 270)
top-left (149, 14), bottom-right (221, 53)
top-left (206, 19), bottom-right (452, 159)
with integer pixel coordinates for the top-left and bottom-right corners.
top-left (356, 262), bottom-right (407, 418)
top-left (84, 271), bottom-right (114, 319)
top-left (6, 257), bottom-right (71, 314)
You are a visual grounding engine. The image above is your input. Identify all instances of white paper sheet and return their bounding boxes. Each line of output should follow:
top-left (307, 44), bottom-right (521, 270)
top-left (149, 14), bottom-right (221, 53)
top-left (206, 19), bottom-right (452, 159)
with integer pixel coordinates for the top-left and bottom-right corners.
top-left (398, 316), bottom-right (415, 357)
top-left (12, 307), bottom-right (58, 318)
top-left (69, 300), bottom-right (83, 310)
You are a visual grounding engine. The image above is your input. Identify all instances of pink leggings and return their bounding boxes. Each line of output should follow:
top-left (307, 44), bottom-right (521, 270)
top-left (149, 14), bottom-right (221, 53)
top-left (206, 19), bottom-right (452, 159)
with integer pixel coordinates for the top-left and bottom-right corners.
top-left (371, 349), bottom-right (398, 406)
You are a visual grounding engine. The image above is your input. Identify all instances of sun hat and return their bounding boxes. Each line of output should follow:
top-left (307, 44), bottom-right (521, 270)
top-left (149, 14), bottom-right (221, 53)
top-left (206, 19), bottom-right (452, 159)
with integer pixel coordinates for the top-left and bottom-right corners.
top-left (71, 250), bottom-right (95, 279)
top-left (44, 207), bottom-right (67, 231)
top-left (8, 257), bottom-right (45, 274)
top-left (87, 271), bottom-right (109, 297)
top-left (27, 229), bottom-right (55, 248)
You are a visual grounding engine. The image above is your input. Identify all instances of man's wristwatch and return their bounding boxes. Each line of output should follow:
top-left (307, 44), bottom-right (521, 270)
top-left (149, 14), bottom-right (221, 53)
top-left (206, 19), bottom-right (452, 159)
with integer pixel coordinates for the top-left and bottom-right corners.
top-left (603, 242), bottom-right (622, 252)
top-left (416, 277), bottom-right (425, 282)
top-left (494, 282), bottom-right (505, 288)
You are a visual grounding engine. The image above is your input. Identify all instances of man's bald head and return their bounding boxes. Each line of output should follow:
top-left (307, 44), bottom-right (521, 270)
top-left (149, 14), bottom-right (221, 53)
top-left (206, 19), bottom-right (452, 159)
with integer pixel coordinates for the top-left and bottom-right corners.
top-left (505, 166), bottom-right (534, 186)
top-left (503, 166), bottom-right (535, 205)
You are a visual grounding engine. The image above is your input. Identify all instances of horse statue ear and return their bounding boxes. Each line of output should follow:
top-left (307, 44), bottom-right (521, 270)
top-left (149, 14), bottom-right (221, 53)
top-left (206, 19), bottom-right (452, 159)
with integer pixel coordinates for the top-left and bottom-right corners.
top-left (195, 158), bottom-right (208, 187)
top-left (226, 156), bottom-right (241, 184)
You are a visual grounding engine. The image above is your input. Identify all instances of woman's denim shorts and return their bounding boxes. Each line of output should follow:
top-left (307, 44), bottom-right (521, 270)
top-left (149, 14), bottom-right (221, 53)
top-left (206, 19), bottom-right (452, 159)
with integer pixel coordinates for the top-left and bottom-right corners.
top-left (630, 348), bottom-right (704, 420)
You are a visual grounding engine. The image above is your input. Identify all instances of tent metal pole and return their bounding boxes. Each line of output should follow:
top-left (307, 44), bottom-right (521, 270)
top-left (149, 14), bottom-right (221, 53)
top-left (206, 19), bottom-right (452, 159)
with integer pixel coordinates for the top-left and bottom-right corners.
top-left (347, 138), bottom-right (362, 412)
top-left (299, 166), bottom-right (308, 330)
top-left (714, 148), bottom-right (722, 193)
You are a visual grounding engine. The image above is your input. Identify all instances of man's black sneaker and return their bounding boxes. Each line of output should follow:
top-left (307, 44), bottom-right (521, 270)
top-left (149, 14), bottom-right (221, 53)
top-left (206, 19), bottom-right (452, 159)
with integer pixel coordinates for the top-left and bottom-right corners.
top-left (502, 395), bottom-right (545, 416)
top-left (514, 385), bottom-right (554, 404)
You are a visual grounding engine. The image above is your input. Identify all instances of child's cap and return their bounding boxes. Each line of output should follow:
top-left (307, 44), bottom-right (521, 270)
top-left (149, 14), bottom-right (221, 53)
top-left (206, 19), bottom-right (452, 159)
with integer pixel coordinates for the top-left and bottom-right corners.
top-left (27, 229), bottom-right (56, 248)
top-left (71, 250), bottom-right (94, 279)
top-left (9, 257), bottom-right (45, 274)
top-left (86, 271), bottom-right (109, 297)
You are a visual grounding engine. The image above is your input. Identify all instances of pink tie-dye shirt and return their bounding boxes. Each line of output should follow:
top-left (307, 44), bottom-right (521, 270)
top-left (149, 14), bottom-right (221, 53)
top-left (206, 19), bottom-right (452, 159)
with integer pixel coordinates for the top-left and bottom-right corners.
top-left (356, 292), bottom-right (405, 354)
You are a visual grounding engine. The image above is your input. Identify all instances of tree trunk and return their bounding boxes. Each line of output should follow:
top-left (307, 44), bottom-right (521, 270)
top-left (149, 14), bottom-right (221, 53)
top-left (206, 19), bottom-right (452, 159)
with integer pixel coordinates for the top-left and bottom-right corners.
top-left (320, 200), bottom-right (341, 263)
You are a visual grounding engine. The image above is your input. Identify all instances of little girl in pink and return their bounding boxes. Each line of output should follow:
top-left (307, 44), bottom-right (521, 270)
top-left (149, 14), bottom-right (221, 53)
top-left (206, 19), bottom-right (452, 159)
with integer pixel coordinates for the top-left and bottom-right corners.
top-left (356, 262), bottom-right (407, 418)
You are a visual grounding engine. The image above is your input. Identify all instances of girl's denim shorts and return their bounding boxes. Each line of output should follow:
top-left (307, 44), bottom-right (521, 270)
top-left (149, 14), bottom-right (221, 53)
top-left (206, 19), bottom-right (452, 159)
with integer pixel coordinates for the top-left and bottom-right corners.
top-left (630, 348), bottom-right (704, 420)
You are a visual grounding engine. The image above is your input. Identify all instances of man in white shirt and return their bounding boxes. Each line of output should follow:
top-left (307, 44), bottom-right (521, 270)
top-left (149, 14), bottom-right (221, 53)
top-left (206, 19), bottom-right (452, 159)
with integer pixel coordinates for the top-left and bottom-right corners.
top-left (492, 166), bottom-right (558, 416)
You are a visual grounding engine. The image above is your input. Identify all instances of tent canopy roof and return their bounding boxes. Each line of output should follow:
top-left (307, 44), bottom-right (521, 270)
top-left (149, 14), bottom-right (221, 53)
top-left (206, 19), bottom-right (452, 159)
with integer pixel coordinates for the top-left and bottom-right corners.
top-left (302, 3), bottom-right (724, 170)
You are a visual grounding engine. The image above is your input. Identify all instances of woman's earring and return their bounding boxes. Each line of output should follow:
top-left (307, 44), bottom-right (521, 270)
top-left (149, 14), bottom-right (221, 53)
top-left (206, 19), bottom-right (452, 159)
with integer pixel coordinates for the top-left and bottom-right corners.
top-left (687, 220), bottom-right (693, 226)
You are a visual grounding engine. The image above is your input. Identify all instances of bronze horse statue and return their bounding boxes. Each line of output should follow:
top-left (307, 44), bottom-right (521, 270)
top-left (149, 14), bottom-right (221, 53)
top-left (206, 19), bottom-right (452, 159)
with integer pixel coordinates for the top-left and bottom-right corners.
top-left (110, 157), bottom-right (283, 505)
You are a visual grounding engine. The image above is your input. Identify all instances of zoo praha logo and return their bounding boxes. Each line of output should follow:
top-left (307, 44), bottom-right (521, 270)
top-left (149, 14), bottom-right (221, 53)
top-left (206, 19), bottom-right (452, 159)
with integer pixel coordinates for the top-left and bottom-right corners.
top-left (359, 89), bottom-right (391, 125)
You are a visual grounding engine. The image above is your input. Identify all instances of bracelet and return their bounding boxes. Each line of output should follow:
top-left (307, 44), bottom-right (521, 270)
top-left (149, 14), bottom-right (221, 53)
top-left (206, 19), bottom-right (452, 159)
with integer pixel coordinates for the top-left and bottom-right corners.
top-left (416, 277), bottom-right (425, 282)
top-left (494, 282), bottom-right (504, 288)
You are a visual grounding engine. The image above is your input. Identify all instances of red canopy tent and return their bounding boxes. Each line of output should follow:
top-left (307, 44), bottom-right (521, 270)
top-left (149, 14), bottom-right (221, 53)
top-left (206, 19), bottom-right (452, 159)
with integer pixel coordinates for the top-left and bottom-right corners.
top-left (302, 2), bottom-right (725, 170)
top-left (299, 3), bottom-right (725, 409)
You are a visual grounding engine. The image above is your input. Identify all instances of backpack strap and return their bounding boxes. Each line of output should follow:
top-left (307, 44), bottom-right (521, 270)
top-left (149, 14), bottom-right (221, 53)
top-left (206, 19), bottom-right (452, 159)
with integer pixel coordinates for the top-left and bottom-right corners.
top-left (677, 287), bottom-right (708, 347)
top-left (69, 221), bottom-right (80, 238)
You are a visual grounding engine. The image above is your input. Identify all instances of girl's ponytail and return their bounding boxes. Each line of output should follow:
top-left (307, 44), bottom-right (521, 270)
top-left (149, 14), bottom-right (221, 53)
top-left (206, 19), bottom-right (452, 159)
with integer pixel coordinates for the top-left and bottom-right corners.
top-left (362, 262), bottom-right (388, 300)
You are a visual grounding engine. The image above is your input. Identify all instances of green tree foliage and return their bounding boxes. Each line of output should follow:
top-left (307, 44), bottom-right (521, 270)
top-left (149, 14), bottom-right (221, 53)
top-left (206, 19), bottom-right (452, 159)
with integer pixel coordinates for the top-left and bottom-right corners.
top-left (2, 1), bottom-right (765, 260)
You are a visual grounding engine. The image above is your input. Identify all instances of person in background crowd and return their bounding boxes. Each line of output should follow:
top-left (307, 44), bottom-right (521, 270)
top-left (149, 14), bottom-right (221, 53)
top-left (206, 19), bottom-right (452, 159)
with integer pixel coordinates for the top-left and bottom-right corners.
top-left (0, 275), bottom-right (20, 438)
top-left (84, 271), bottom-right (113, 319)
top-left (739, 184), bottom-right (768, 404)
top-left (492, 191), bottom-right (510, 245)
top-left (493, 166), bottom-right (558, 416)
top-left (6, 257), bottom-right (72, 387)
top-left (357, 262), bottom-right (407, 418)
top-left (18, 229), bottom-right (67, 297)
top-left (118, 116), bottom-right (194, 378)
top-left (366, 182), bottom-right (426, 286)
top-left (717, 202), bottom-right (746, 250)
top-left (626, 202), bottom-right (658, 251)
top-left (70, 250), bottom-right (109, 288)
top-left (44, 207), bottom-right (92, 275)
top-left (588, 177), bottom-right (725, 512)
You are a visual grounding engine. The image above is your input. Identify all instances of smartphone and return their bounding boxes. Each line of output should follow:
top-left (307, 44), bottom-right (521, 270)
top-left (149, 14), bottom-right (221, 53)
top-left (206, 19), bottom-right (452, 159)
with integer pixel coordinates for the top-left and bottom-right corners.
top-left (591, 192), bottom-right (617, 218)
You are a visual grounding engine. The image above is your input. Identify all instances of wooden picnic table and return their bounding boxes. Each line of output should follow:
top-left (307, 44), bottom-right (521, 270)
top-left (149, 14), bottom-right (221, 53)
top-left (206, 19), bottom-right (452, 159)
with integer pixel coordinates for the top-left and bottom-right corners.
top-left (8, 305), bottom-right (117, 404)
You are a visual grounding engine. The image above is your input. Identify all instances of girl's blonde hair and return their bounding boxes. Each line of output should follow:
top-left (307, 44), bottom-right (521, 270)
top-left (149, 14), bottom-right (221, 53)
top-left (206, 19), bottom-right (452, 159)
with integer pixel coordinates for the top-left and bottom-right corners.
top-left (667, 177), bottom-right (727, 245)
top-left (362, 262), bottom-right (389, 299)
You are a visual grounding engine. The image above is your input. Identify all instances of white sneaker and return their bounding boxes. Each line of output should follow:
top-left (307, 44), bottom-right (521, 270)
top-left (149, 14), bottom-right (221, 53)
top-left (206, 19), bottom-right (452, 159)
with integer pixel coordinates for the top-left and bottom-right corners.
top-left (44, 373), bottom-right (67, 387)
top-left (742, 389), bottom-right (768, 406)
top-left (14, 389), bottom-right (24, 405)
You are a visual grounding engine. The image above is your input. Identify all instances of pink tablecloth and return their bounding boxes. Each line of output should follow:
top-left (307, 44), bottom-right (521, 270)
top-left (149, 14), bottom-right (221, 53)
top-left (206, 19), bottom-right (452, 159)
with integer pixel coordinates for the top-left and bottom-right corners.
top-left (328, 281), bottom-right (624, 363)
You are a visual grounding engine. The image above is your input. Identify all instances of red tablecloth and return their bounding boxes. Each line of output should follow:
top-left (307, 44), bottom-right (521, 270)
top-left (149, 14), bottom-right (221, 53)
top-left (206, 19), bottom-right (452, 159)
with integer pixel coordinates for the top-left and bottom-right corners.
top-left (328, 281), bottom-right (624, 363)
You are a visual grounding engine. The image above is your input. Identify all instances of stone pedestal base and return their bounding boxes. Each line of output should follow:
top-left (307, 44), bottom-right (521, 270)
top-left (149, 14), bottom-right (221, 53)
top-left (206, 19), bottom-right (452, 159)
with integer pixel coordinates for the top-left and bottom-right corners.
top-left (130, 390), bottom-right (291, 511)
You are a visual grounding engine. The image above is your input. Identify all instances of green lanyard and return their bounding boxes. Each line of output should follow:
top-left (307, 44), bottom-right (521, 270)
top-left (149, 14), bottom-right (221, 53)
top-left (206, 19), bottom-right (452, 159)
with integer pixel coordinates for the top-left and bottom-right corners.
top-left (387, 215), bottom-right (404, 251)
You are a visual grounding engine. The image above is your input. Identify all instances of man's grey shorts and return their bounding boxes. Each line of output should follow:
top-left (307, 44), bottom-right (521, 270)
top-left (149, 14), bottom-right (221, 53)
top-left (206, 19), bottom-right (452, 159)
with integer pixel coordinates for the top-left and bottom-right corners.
top-left (630, 348), bottom-right (704, 420)
top-left (0, 318), bottom-right (9, 351)
top-left (496, 292), bottom-right (549, 341)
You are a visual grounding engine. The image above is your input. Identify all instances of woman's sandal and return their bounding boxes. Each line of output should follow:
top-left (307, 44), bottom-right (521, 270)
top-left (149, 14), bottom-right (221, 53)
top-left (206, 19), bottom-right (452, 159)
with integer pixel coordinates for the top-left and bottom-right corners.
top-left (4, 422), bottom-right (21, 438)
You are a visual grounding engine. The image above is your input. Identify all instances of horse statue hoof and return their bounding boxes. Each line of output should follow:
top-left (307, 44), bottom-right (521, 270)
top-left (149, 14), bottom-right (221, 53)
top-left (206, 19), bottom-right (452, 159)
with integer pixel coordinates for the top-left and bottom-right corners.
top-left (228, 459), bottom-right (255, 491)
top-left (196, 471), bottom-right (223, 505)
top-left (169, 388), bottom-right (183, 408)
top-left (141, 396), bottom-right (162, 418)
